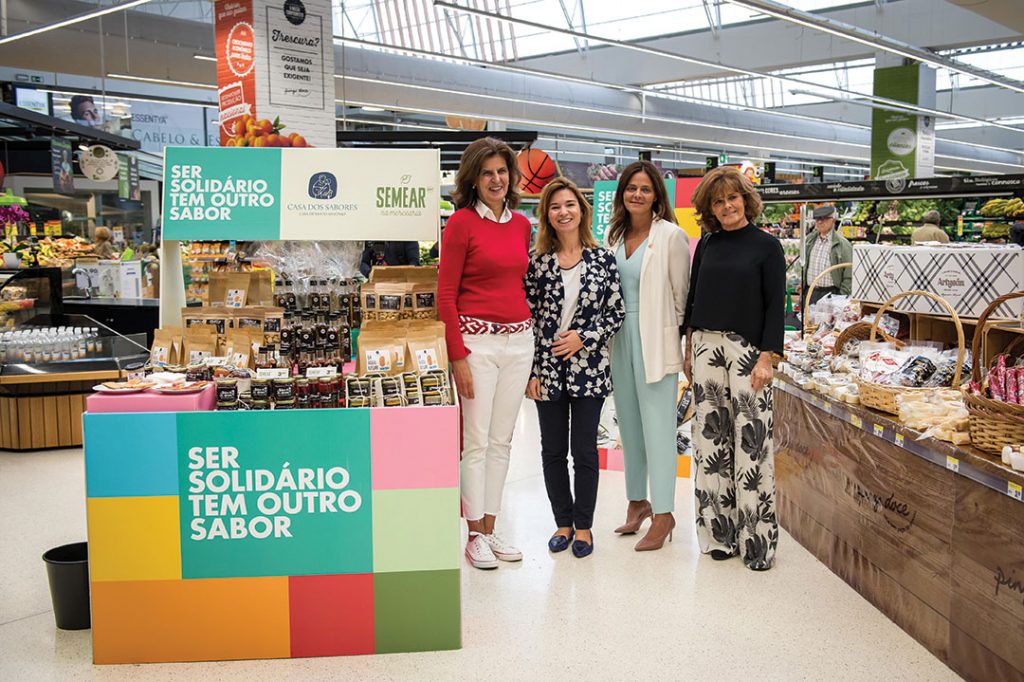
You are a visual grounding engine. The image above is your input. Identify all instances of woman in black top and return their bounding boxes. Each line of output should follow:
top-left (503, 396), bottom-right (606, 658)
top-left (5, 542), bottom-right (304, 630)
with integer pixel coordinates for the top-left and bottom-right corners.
top-left (683, 166), bottom-right (785, 571)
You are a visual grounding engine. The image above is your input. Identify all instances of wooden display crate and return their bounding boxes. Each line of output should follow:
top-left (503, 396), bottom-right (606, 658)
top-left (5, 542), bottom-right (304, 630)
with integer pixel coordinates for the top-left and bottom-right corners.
top-left (0, 370), bottom-right (122, 451)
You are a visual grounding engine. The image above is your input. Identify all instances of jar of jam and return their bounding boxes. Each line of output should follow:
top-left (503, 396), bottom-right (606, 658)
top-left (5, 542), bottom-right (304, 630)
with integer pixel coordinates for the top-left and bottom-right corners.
top-left (348, 396), bottom-right (370, 408)
top-left (295, 378), bottom-right (311, 397)
top-left (422, 390), bottom-right (444, 407)
top-left (231, 367), bottom-right (252, 396)
top-left (274, 398), bottom-right (296, 410)
top-left (217, 400), bottom-right (238, 411)
top-left (216, 378), bottom-right (238, 403)
top-left (346, 377), bottom-right (371, 399)
top-left (383, 394), bottom-right (404, 408)
top-left (273, 377), bottom-right (295, 402)
top-left (187, 364), bottom-right (210, 382)
top-left (251, 400), bottom-right (270, 410)
top-left (380, 376), bottom-right (402, 398)
top-left (318, 378), bottom-right (338, 408)
top-left (251, 378), bottom-right (271, 401)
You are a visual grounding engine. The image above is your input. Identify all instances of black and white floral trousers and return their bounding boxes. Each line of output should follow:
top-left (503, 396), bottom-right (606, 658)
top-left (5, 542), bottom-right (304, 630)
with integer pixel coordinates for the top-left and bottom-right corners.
top-left (691, 329), bottom-right (778, 570)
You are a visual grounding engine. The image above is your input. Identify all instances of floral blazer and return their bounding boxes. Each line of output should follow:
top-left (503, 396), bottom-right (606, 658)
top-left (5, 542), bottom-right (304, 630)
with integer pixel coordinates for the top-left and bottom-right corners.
top-left (525, 247), bottom-right (625, 401)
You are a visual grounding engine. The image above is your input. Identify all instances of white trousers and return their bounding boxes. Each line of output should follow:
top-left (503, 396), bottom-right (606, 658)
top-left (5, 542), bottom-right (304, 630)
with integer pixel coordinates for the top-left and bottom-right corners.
top-left (459, 330), bottom-right (534, 521)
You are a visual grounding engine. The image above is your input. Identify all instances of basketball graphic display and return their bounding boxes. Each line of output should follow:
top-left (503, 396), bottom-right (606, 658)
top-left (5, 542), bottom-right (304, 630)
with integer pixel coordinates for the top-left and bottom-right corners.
top-left (517, 148), bottom-right (557, 194)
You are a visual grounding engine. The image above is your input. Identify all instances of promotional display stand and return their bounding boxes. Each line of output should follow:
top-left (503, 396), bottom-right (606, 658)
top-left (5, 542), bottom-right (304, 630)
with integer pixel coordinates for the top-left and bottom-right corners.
top-left (81, 146), bottom-right (460, 664)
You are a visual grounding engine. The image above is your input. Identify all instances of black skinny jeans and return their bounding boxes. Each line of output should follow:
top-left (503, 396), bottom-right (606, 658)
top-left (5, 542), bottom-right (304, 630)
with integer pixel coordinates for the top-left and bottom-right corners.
top-left (535, 393), bottom-right (604, 530)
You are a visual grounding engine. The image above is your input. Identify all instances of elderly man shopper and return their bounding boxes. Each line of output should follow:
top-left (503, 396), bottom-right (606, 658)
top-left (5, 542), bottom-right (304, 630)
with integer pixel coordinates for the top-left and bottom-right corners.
top-left (803, 205), bottom-right (852, 305)
top-left (911, 210), bottom-right (950, 245)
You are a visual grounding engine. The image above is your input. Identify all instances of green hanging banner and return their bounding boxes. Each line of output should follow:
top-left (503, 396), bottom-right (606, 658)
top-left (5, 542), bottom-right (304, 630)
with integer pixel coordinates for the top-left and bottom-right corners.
top-left (871, 65), bottom-right (936, 180)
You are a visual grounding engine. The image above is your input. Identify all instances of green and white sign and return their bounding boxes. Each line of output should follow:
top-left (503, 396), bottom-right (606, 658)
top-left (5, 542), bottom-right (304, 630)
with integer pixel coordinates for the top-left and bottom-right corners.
top-left (163, 147), bottom-right (440, 241)
top-left (871, 65), bottom-right (936, 180)
top-left (591, 180), bottom-right (617, 245)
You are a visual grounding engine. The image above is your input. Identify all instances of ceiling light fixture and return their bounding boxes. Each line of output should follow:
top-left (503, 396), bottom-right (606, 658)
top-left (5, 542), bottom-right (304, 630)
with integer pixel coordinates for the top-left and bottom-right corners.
top-left (0, 0), bottom-right (155, 46)
top-left (336, 75), bottom-right (870, 153)
top-left (723, 0), bottom-right (1024, 96)
top-left (432, 0), bottom-right (1024, 135)
top-left (106, 73), bottom-right (217, 90)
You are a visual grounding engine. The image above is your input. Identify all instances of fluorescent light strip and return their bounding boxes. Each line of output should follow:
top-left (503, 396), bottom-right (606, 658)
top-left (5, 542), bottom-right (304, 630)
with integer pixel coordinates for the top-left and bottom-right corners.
top-left (337, 75), bottom-right (870, 152)
top-left (194, 54), bottom-right (217, 62)
top-left (433, 0), bottom-right (1024, 135)
top-left (39, 88), bottom-right (215, 109)
top-left (336, 96), bottom-right (873, 163)
top-left (0, 0), bottom-right (154, 46)
top-left (335, 117), bottom-right (452, 132)
top-left (333, 34), bottom-right (867, 132)
top-left (106, 73), bottom-right (217, 90)
top-left (722, 0), bottom-right (1024, 96)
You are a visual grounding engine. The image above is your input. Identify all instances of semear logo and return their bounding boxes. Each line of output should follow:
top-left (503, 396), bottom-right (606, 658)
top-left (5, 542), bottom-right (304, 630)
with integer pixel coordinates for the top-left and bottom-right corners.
top-left (308, 172), bottom-right (338, 200)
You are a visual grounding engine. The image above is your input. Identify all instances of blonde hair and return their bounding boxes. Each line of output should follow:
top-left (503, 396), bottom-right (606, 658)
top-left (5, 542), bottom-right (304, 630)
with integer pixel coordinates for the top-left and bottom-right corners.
top-left (94, 226), bottom-right (112, 243)
top-left (533, 177), bottom-right (597, 255)
top-left (451, 137), bottom-right (522, 210)
top-left (606, 160), bottom-right (676, 247)
top-left (691, 166), bottom-right (763, 233)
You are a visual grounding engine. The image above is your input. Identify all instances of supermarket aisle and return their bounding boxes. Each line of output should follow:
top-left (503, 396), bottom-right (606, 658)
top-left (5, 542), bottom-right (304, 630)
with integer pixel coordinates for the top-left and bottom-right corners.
top-left (0, 400), bottom-right (960, 681)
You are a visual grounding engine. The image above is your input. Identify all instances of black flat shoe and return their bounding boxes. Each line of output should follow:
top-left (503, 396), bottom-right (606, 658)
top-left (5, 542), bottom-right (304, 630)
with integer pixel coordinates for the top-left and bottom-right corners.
top-left (710, 550), bottom-right (737, 561)
top-left (571, 536), bottom-right (593, 558)
top-left (548, 530), bottom-right (574, 553)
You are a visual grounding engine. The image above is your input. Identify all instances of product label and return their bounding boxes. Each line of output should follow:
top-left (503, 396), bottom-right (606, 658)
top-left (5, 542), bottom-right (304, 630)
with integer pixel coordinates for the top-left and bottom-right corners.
top-left (365, 349), bottom-right (391, 373)
top-left (1009, 481), bottom-right (1023, 501)
top-left (190, 350), bottom-right (212, 364)
top-left (946, 455), bottom-right (960, 473)
top-left (416, 348), bottom-right (440, 372)
top-left (256, 367), bottom-right (289, 379)
top-left (306, 366), bottom-right (338, 379)
top-left (152, 345), bottom-right (170, 364)
top-left (227, 288), bottom-right (247, 307)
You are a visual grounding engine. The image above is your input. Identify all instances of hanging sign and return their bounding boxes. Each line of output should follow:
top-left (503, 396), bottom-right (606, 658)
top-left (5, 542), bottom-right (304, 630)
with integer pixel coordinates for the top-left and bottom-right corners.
top-left (80, 145), bottom-right (120, 181)
top-left (51, 138), bottom-right (75, 195)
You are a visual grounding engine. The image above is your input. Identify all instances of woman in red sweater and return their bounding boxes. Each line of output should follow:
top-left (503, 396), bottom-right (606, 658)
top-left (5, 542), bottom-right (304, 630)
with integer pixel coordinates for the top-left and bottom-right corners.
top-left (438, 137), bottom-right (534, 570)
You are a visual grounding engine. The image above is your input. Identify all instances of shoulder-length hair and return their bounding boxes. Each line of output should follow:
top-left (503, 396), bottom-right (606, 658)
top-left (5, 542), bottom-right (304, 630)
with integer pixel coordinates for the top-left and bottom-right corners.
top-left (606, 160), bottom-right (676, 247)
top-left (451, 137), bottom-right (522, 210)
top-left (533, 177), bottom-right (597, 256)
top-left (691, 166), bottom-right (763, 234)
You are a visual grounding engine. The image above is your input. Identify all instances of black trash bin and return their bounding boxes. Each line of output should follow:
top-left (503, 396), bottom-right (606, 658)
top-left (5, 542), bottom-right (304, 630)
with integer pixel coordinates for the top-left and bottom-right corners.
top-left (42, 542), bottom-right (90, 630)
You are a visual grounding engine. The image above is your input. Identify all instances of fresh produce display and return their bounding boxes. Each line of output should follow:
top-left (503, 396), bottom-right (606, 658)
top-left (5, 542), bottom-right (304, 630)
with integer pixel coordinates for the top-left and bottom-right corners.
top-left (760, 202), bottom-right (793, 225)
top-left (982, 223), bottom-right (1011, 240)
top-left (980, 198), bottom-right (1024, 219)
top-left (37, 237), bottom-right (95, 267)
top-left (222, 115), bottom-right (310, 148)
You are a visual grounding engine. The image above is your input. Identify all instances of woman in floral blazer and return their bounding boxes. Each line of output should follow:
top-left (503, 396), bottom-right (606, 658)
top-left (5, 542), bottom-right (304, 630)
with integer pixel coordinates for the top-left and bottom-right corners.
top-left (525, 177), bottom-right (625, 558)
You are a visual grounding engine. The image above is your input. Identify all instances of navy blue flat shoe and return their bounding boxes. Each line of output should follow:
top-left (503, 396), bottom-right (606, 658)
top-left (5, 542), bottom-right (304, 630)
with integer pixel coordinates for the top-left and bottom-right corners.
top-left (548, 530), bottom-right (574, 553)
top-left (571, 536), bottom-right (593, 558)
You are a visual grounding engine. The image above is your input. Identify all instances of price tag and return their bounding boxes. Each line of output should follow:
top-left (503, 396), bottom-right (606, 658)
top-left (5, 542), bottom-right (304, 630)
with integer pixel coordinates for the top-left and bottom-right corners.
top-left (946, 455), bottom-right (960, 473)
top-left (872, 424), bottom-right (884, 437)
top-left (895, 433), bottom-right (905, 447)
top-left (850, 415), bottom-right (862, 428)
top-left (306, 366), bottom-right (339, 379)
top-left (256, 368), bottom-right (290, 380)
top-left (1008, 482), bottom-right (1023, 501)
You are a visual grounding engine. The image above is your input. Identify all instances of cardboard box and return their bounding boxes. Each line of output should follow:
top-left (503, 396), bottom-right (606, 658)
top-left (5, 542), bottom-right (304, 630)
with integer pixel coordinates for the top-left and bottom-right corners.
top-left (853, 244), bottom-right (1024, 318)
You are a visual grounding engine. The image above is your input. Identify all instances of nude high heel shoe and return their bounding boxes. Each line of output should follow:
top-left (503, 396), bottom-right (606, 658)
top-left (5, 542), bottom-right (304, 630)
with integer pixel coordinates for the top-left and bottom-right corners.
top-left (614, 500), bottom-right (653, 534)
top-left (634, 513), bottom-right (675, 551)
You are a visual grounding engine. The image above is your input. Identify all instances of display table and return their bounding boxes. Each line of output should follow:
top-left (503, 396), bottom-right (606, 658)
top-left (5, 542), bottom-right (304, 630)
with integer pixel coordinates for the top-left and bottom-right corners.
top-left (86, 385), bottom-right (216, 413)
top-left (774, 377), bottom-right (1024, 681)
top-left (83, 404), bottom-right (462, 664)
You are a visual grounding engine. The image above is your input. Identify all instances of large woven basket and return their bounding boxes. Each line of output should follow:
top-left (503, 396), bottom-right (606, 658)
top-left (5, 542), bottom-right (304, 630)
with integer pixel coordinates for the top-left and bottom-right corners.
top-left (803, 262), bottom-right (852, 340)
top-left (834, 321), bottom-right (902, 357)
top-left (963, 291), bottom-right (1024, 454)
top-left (855, 290), bottom-right (965, 416)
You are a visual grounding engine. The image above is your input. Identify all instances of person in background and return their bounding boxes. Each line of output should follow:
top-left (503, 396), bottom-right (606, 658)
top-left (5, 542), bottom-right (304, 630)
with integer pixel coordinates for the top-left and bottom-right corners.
top-left (803, 205), bottom-right (852, 304)
top-left (525, 178), bottom-right (624, 559)
top-left (911, 210), bottom-right (950, 245)
top-left (606, 160), bottom-right (690, 552)
top-left (684, 166), bottom-right (785, 571)
top-left (1009, 222), bottom-right (1024, 247)
top-left (438, 137), bottom-right (534, 570)
top-left (70, 95), bottom-right (102, 128)
top-left (358, 241), bottom-right (420, 277)
top-left (92, 226), bottom-right (116, 260)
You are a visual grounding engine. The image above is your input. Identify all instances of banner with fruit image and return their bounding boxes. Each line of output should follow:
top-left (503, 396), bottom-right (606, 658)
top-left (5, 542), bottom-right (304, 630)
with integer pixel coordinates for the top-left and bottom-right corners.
top-left (163, 147), bottom-right (439, 241)
top-left (214, 0), bottom-right (335, 149)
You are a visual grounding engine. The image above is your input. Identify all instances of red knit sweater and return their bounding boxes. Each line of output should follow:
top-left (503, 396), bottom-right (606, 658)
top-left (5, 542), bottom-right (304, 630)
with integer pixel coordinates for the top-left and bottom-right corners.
top-left (437, 207), bottom-right (532, 360)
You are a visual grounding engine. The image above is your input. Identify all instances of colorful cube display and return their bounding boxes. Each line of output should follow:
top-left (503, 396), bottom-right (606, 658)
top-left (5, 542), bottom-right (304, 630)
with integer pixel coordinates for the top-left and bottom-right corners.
top-left (83, 407), bottom-right (461, 664)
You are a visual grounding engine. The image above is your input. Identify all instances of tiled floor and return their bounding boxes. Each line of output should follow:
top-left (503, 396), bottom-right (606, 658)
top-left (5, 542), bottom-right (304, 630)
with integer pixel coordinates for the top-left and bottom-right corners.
top-left (0, 400), bottom-right (960, 680)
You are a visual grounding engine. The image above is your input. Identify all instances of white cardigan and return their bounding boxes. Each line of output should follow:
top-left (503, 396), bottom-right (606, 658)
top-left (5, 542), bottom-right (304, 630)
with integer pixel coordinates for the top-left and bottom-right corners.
top-left (610, 218), bottom-right (691, 384)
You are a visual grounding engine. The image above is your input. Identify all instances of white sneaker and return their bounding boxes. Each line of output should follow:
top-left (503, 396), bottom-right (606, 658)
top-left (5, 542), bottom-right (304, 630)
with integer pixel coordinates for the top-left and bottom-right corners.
top-left (465, 533), bottom-right (498, 570)
top-left (482, 531), bottom-right (523, 562)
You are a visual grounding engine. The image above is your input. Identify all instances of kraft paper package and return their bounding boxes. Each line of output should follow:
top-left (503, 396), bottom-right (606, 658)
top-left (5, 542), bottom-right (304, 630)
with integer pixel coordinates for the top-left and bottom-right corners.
top-left (411, 282), bottom-right (438, 320)
top-left (181, 307), bottom-right (230, 335)
top-left (183, 324), bottom-right (218, 365)
top-left (356, 326), bottom-right (408, 376)
top-left (150, 326), bottom-right (182, 366)
top-left (361, 283), bottom-right (379, 322)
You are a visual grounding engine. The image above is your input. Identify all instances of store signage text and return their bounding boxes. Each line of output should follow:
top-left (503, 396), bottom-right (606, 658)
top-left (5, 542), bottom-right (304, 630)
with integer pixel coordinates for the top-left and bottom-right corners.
top-left (167, 164), bottom-right (276, 221)
top-left (848, 479), bottom-right (917, 532)
top-left (186, 444), bottom-right (362, 541)
top-left (994, 565), bottom-right (1024, 609)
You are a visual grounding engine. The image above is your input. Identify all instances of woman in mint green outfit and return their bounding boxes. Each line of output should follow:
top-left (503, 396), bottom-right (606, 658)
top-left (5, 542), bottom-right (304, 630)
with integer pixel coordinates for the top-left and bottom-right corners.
top-left (606, 161), bottom-right (690, 552)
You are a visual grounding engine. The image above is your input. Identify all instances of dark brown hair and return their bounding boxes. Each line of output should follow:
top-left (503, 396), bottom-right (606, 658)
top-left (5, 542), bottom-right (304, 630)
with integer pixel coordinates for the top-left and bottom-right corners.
top-left (691, 166), bottom-right (763, 233)
top-left (606, 160), bottom-right (676, 247)
top-left (533, 177), bottom-right (597, 255)
top-left (451, 137), bottom-right (522, 210)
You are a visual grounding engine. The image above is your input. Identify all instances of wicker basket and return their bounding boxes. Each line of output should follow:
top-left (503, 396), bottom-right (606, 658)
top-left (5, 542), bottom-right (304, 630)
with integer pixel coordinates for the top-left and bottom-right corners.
top-left (855, 290), bottom-right (965, 416)
top-left (963, 291), bottom-right (1024, 454)
top-left (803, 262), bottom-right (853, 340)
top-left (834, 321), bottom-right (902, 358)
